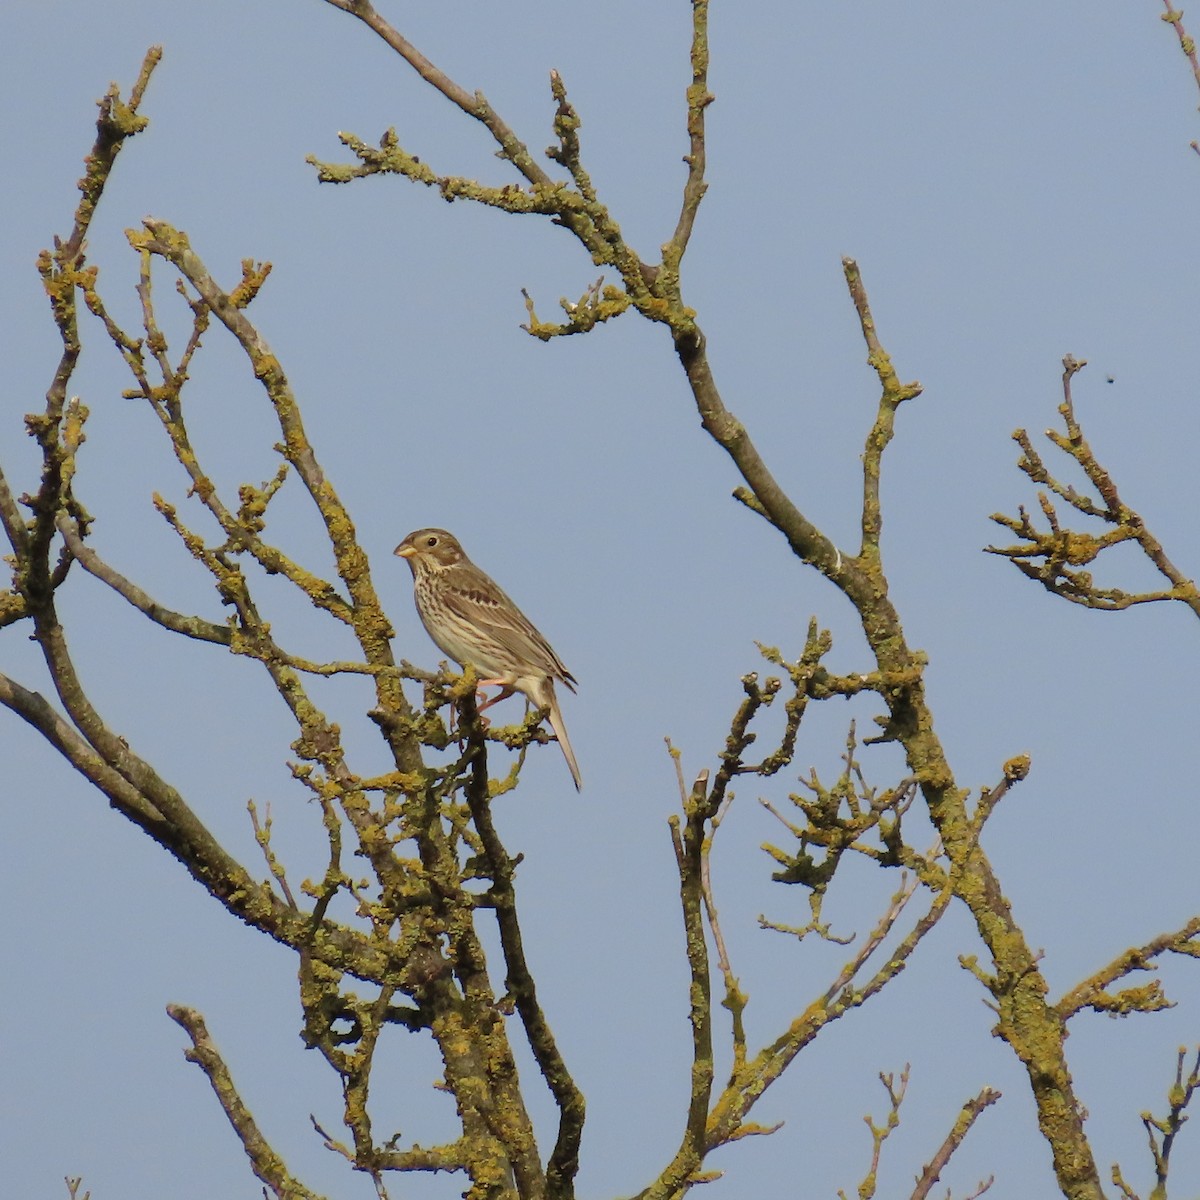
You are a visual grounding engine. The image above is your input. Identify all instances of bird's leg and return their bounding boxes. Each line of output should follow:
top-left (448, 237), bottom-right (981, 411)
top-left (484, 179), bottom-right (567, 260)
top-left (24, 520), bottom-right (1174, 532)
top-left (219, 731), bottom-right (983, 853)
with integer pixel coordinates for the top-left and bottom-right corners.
top-left (474, 682), bottom-right (515, 715)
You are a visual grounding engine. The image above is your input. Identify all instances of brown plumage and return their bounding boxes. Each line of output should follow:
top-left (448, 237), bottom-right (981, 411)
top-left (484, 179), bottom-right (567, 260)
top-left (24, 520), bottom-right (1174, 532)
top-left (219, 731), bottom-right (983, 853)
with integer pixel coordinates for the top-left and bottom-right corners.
top-left (394, 528), bottom-right (581, 791)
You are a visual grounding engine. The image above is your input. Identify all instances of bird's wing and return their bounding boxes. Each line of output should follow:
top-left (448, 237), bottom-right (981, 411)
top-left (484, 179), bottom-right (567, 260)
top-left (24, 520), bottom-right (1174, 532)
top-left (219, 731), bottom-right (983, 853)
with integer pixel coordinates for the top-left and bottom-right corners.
top-left (440, 575), bottom-right (574, 686)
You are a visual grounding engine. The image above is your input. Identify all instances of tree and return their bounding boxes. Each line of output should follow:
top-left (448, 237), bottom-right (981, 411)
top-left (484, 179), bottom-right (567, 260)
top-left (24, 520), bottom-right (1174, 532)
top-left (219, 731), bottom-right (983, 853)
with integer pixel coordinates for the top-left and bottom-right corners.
top-left (3, 4), bottom-right (1200, 1199)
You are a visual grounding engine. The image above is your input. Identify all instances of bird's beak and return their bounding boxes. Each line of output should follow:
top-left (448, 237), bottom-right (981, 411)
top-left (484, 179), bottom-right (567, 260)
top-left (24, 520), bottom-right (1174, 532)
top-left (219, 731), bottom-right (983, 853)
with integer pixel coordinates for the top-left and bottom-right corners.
top-left (394, 544), bottom-right (416, 559)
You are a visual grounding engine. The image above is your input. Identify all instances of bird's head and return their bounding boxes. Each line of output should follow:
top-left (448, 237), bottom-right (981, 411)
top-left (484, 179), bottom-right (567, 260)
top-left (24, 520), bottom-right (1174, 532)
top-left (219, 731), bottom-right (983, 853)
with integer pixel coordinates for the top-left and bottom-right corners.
top-left (394, 528), bottom-right (465, 571)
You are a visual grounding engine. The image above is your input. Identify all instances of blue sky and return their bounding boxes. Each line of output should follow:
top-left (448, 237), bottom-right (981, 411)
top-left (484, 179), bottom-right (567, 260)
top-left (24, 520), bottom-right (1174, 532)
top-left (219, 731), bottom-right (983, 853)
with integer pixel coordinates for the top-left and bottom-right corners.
top-left (3, 2), bottom-right (1200, 1197)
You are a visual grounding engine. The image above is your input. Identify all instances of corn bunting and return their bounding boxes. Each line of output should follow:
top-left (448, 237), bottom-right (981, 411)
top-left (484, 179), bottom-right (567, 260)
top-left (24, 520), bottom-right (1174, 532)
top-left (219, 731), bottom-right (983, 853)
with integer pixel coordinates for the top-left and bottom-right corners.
top-left (394, 528), bottom-right (582, 791)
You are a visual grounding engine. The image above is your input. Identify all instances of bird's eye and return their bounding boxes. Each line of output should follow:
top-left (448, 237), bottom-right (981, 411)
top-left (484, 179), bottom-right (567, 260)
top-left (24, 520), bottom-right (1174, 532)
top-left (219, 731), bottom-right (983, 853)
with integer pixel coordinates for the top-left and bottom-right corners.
top-left (425, 536), bottom-right (438, 547)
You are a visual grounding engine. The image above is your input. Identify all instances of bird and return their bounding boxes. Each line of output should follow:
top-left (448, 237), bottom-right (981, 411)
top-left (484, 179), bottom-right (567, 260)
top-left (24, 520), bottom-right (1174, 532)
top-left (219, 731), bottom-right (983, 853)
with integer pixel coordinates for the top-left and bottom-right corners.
top-left (394, 528), bottom-right (582, 791)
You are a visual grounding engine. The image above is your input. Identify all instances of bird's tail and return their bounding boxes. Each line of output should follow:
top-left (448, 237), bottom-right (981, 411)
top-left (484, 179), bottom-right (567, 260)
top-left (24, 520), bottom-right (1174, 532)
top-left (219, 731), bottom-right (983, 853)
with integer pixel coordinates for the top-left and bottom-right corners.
top-left (546, 685), bottom-right (582, 792)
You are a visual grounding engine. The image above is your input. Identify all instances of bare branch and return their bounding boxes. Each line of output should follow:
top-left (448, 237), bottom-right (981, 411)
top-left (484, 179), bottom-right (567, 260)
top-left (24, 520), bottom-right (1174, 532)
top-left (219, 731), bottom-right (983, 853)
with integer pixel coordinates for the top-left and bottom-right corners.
top-left (57, 514), bottom-right (231, 645)
top-left (699, 790), bottom-right (746, 1076)
top-left (317, 0), bottom-right (552, 184)
top-left (970, 755), bottom-right (1031, 838)
top-left (841, 1065), bottom-right (909, 1200)
top-left (912, 1086), bottom-right (1002, 1200)
top-left (12, 53), bottom-right (162, 680)
top-left (1112, 1046), bottom-right (1200, 1200)
top-left (654, 766), bottom-right (717, 1198)
top-left (988, 356), bottom-right (1200, 618)
top-left (844, 257), bottom-right (923, 562)
top-left (168, 1005), bottom-right (327, 1200)
top-left (1159, 2), bottom-right (1200, 132)
top-left (249, 801), bottom-right (298, 911)
top-left (0, 669), bottom-right (167, 829)
top-left (1058, 917), bottom-right (1200, 1020)
top-left (459, 693), bottom-right (584, 1200)
top-left (666, 1), bottom-right (713, 267)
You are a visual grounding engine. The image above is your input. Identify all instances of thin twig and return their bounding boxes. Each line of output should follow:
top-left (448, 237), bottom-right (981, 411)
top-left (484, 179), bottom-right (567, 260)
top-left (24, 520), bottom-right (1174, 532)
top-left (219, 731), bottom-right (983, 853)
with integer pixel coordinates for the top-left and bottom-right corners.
top-left (911, 1086), bottom-right (1002, 1200)
top-left (844, 257), bottom-right (923, 562)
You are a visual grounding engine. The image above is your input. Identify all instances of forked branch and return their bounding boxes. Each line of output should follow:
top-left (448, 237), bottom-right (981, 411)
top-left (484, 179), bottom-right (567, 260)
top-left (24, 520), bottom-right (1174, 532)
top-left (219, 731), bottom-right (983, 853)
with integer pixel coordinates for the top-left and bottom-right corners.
top-left (988, 356), bottom-right (1200, 617)
top-left (1111, 1046), bottom-right (1200, 1200)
